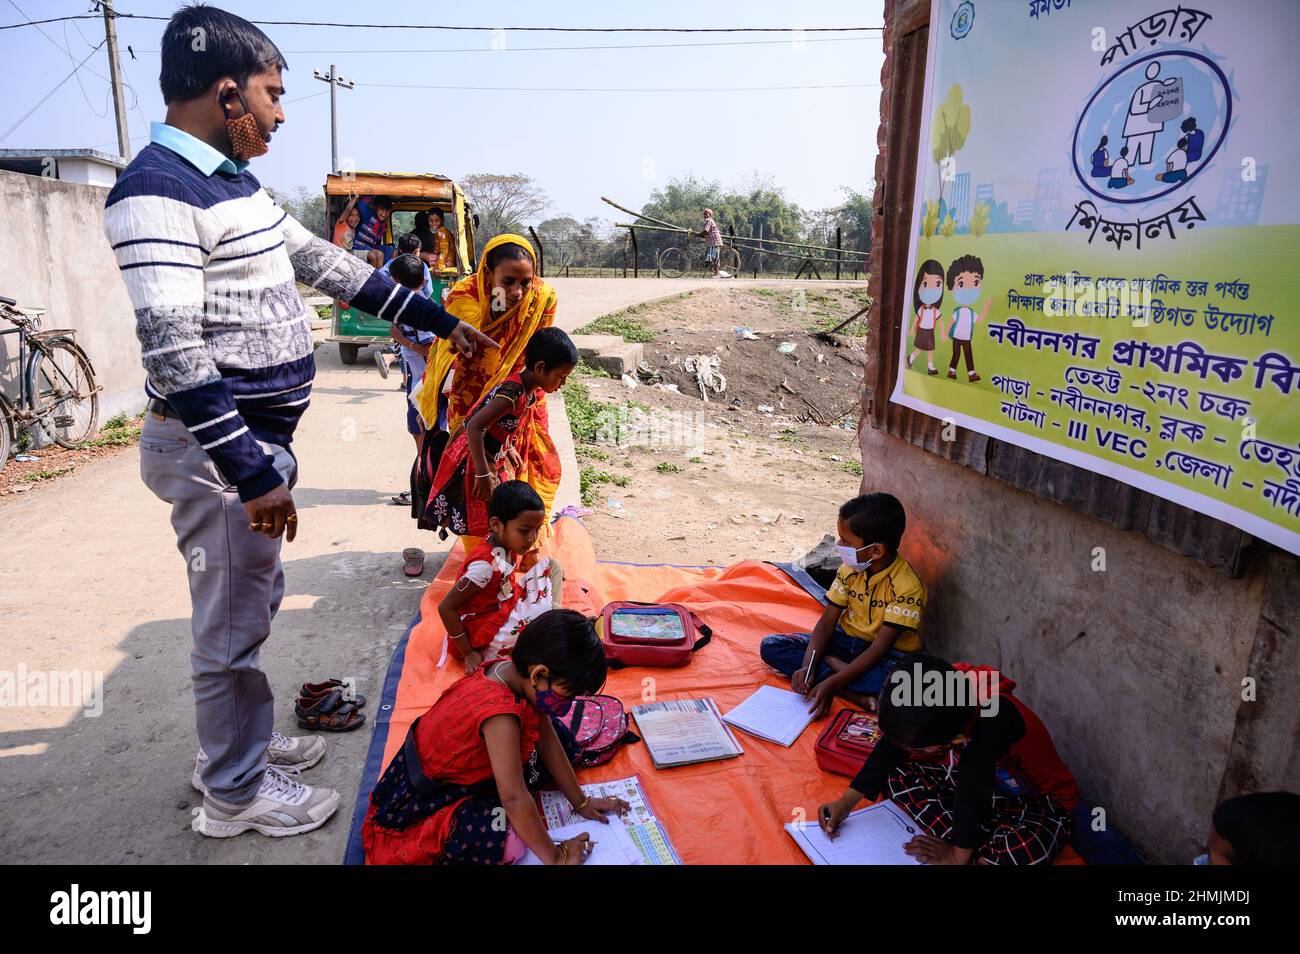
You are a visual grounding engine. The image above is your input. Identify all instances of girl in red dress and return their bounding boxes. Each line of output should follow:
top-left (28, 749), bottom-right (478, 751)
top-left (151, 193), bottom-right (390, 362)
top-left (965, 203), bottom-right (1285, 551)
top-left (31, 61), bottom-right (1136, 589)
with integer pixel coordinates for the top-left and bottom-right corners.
top-left (438, 480), bottom-right (564, 675)
top-left (362, 609), bottom-right (628, 865)
top-left (426, 327), bottom-right (578, 541)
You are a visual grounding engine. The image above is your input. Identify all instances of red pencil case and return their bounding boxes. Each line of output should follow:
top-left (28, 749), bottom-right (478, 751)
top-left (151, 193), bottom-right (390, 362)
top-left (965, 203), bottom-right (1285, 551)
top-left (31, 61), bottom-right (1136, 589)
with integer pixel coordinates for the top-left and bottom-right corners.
top-left (815, 708), bottom-right (883, 777)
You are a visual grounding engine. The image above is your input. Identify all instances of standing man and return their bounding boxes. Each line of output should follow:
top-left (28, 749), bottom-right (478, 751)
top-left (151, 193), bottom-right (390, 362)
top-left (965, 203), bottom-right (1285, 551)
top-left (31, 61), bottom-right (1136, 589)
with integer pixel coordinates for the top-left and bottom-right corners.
top-left (700, 208), bottom-right (725, 278)
top-left (103, 4), bottom-right (495, 839)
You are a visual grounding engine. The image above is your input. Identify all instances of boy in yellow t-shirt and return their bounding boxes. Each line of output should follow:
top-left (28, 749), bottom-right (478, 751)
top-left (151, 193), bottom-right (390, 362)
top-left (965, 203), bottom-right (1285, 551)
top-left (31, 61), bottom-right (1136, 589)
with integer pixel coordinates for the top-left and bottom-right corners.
top-left (761, 492), bottom-right (927, 716)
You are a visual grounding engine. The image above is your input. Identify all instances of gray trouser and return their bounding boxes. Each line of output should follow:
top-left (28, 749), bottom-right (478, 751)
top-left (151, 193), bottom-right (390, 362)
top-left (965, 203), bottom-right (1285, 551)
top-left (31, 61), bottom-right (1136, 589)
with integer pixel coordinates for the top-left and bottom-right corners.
top-left (139, 413), bottom-right (297, 804)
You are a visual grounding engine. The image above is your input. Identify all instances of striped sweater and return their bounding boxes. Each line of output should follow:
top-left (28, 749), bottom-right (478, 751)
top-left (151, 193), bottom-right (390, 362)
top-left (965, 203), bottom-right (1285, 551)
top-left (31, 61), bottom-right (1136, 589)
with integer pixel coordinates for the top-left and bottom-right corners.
top-left (103, 133), bottom-right (458, 502)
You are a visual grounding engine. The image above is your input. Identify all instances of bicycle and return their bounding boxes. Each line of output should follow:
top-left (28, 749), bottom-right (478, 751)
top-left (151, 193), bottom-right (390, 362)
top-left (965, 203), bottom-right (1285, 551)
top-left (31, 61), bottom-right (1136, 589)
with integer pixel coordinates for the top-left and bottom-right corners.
top-left (656, 238), bottom-right (742, 279)
top-left (0, 295), bottom-right (101, 471)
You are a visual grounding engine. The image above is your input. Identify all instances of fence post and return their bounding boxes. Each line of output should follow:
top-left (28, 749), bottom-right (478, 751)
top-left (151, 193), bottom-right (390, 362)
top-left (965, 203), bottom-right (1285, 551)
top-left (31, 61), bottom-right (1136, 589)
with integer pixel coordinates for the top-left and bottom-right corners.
top-left (622, 232), bottom-right (629, 278)
top-left (630, 227), bottom-right (639, 278)
top-left (528, 226), bottom-right (544, 278)
top-left (836, 227), bottom-right (842, 281)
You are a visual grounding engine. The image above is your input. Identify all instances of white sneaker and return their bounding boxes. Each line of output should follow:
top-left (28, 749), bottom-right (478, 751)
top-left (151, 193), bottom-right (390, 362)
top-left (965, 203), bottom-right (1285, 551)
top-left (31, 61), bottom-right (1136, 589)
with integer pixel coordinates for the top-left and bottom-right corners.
top-left (192, 766), bottom-right (339, 838)
top-left (192, 732), bottom-right (326, 793)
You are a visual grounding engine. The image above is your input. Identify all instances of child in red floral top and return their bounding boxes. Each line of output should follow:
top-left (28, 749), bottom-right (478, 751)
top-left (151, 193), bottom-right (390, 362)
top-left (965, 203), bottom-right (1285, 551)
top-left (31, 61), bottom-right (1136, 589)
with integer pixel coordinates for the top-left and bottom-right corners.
top-left (438, 480), bottom-right (563, 674)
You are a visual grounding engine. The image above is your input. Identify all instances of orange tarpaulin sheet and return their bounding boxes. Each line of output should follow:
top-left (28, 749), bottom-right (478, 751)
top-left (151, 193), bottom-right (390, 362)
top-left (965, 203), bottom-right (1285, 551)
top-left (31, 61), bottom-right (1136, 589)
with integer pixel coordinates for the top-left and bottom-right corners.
top-left (365, 517), bottom-right (1082, 865)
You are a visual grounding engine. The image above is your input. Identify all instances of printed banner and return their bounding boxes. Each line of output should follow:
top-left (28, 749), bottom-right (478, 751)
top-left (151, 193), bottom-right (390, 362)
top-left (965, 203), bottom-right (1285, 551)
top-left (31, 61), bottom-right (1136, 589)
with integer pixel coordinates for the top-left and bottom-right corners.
top-left (892, 0), bottom-right (1300, 555)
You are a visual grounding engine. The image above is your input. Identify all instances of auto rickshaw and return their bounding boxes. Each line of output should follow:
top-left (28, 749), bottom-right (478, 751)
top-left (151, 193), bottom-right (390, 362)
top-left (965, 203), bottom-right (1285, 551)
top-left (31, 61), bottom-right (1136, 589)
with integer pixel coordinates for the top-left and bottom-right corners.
top-left (322, 171), bottom-right (476, 365)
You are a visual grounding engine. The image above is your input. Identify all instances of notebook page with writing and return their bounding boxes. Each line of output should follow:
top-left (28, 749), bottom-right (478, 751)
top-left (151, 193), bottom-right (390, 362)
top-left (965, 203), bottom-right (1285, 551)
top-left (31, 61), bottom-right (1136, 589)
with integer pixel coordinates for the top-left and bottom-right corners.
top-left (722, 685), bottom-right (817, 746)
top-left (785, 801), bottom-right (923, 865)
top-left (518, 819), bottom-right (642, 865)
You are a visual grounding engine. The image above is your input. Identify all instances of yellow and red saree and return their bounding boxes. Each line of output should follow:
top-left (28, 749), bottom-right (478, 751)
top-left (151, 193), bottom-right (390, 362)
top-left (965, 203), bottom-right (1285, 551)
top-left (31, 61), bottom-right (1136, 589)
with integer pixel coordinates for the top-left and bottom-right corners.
top-left (415, 234), bottom-right (561, 544)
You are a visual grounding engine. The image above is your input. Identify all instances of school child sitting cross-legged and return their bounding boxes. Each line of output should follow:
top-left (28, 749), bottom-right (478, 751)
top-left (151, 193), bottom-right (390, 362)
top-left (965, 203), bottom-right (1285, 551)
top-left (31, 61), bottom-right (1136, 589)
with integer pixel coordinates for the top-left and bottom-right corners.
top-left (362, 609), bottom-right (629, 865)
top-left (818, 652), bottom-right (1080, 866)
top-left (760, 492), bottom-right (926, 716)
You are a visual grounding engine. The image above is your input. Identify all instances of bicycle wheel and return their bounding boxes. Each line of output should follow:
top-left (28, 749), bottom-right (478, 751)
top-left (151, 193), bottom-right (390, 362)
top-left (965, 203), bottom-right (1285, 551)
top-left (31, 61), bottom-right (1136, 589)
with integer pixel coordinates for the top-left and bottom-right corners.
top-left (658, 247), bottom-right (688, 279)
top-left (719, 246), bottom-right (742, 277)
top-left (32, 339), bottom-right (99, 447)
top-left (0, 396), bottom-right (11, 473)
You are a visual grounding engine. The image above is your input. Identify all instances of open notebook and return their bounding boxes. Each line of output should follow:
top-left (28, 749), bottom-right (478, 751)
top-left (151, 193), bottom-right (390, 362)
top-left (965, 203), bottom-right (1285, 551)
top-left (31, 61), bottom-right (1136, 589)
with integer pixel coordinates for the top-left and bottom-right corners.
top-left (630, 698), bottom-right (744, 769)
top-left (519, 819), bottom-right (643, 865)
top-left (722, 685), bottom-right (816, 747)
top-left (785, 800), bottom-right (923, 865)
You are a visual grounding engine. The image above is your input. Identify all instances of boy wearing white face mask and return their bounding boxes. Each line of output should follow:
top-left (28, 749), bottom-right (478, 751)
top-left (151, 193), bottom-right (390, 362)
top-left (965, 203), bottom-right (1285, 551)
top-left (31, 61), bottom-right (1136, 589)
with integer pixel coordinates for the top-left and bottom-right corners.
top-left (760, 493), bottom-right (927, 716)
top-left (943, 254), bottom-right (990, 382)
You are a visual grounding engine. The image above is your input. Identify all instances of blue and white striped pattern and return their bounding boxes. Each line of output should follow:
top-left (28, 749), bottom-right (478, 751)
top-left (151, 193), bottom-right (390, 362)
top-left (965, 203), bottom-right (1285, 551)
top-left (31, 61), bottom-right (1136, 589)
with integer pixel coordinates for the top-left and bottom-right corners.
top-left (104, 139), bottom-right (458, 501)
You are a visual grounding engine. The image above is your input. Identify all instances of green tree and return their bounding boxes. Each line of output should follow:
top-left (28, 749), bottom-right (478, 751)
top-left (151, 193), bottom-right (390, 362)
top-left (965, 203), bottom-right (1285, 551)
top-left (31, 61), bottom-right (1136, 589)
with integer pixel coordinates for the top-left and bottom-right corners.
top-left (836, 186), bottom-right (873, 251)
top-left (267, 186), bottom-right (326, 238)
top-left (940, 214), bottom-right (957, 237)
top-left (931, 84), bottom-right (971, 210)
top-left (461, 173), bottom-right (549, 247)
top-left (921, 201), bottom-right (941, 238)
top-left (970, 201), bottom-right (991, 237)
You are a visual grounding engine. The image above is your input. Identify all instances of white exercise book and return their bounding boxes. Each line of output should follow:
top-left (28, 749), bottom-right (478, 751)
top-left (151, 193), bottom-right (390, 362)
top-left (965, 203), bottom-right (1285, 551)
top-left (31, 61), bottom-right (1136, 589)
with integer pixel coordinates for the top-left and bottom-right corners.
top-left (785, 800), bottom-right (923, 865)
top-left (518, 818), bottom-right (643, 865)
top-left (722, 685), bottom-right (817, 747)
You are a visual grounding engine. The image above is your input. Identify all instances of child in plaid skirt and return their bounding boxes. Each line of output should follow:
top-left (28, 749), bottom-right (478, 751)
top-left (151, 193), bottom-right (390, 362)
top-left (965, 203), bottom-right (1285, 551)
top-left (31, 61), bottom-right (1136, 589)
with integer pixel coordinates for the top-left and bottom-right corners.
top-left (818, 653), bottom-right (1078, 865)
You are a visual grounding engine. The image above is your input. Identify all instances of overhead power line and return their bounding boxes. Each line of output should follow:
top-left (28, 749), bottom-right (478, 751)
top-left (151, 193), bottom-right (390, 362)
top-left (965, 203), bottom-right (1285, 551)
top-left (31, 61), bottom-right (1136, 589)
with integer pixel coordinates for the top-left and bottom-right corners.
top-left (2, 13), bottom-right (881, 33)
top-left (367, 82), bottom-right (876, 93)
top-left (0, 40), bottom-right (106, 143)
top-left (130, 35), bottom-right (876, 55)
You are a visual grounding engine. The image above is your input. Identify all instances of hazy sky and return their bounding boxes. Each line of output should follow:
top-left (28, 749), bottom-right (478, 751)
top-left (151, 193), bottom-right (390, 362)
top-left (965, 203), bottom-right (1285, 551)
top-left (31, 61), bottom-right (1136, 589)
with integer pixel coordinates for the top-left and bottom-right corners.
top-left (1, 0), bottom-right (884, 222)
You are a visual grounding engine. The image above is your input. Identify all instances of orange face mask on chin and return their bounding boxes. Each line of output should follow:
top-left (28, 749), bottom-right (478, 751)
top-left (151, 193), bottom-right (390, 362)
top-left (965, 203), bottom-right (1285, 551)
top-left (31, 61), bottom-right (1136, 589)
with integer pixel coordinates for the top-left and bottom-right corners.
top-left (223, 88), bottom-right (269, 161)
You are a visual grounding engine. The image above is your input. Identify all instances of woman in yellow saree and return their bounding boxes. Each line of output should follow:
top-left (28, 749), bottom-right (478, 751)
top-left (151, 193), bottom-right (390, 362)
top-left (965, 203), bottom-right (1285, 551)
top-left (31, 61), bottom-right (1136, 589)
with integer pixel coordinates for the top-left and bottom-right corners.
top-left (412, 234), bottom-right (561, 548)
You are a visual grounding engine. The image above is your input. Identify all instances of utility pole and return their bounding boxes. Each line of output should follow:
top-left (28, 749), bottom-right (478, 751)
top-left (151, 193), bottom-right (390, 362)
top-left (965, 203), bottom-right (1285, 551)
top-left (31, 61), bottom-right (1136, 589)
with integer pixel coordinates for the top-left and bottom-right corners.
top-left (98, 0), bottom-right (131, 161)
top-left (313, 65), bottom-right (355, 173)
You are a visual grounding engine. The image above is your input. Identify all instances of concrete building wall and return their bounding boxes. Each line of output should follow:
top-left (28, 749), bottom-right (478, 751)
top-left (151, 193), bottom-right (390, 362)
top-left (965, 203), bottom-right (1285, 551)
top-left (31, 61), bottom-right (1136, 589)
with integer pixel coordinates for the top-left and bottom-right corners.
top-left (858, 426), bottom-right (1282, 862)
top-left (866, 0), bottom-right (1300, 864)
top-left (0, 170), bottom-right (144, 431)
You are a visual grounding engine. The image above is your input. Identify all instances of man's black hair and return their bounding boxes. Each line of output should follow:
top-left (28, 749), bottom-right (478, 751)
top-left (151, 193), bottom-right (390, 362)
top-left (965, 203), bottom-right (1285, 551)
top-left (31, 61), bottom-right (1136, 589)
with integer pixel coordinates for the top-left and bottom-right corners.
top-left (839, 492), bottom-right (906, 551)
top-left (1182, 116), bottom-right (1198, 132)
top-left (485, 241), bottom-right (532, 271)
top-left (388, 253), bottom-right (424, 290)
top-left (490, 479), bottom-right (544, 523)
top-left (1213, 792), bottom-right (1300, 865)
top-left (945, 254), bottom-right (985, 290)
top-left (524, 327), bottom-right (579, 372)
top-left (511, 609), bottom-right (607, 697)
top-left (878, 653), bottom-right (976, 748)
top-left (159, 4), bottom-right (287, 104)
top-left (374, 196), bottom-right (394, 211)
top-left (397, 232), bottom-right (422, 255)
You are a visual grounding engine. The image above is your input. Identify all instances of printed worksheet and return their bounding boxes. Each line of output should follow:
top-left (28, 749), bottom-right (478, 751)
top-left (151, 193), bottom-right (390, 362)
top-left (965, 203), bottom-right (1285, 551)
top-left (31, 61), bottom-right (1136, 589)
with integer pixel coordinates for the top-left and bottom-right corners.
top-left (723, 685), bottom-right (817, 746)
top-left (539, 775), bottom-right (682, 865)
top-left (631, 698), bottom-right (744, 768)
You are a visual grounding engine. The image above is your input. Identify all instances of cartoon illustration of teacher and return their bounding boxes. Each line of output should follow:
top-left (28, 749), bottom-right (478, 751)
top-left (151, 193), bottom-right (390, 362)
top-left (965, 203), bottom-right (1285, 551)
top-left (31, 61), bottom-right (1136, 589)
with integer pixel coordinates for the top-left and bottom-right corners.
top-left (1123, 62), bottom-right (1180, 166)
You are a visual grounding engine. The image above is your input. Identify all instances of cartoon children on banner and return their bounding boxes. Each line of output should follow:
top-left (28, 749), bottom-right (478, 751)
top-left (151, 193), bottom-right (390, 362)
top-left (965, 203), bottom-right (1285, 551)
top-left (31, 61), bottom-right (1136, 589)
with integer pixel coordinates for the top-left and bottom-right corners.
top-left (908, 259), bottom-right (945, 375)
top-left (909, 255), bottom-right (989, 384)
top-left (944, 255), bottom-right (989, 382)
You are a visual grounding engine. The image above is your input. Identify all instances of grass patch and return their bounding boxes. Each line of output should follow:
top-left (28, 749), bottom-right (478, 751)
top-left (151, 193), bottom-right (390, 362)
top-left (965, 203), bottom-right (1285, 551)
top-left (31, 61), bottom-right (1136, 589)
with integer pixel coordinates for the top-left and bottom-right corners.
top-left (576, 445), bottom-right (610, 462)
top-left (23, 466), bottom-right (75, 482)
top-left (575, 310), bottom-right (657, 343)
top-left (86, 413), bottom-right (143, 448)
top-left (839, 460), bottom-right (864, 477)
top-left (562, 378), bottom-right (640, 445)
top-left (579, 466), bottom-right (632, 505)
top-left (654, 461), bottom-right (682, 474)
top-left (776, 427), bottom-right (807, 446)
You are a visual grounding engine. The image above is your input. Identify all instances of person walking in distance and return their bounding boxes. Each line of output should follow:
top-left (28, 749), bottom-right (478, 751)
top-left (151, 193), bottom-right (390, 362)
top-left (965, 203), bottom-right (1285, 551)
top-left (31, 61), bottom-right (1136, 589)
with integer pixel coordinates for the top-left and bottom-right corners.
top-left (103, 4), bottom-right (496, 839)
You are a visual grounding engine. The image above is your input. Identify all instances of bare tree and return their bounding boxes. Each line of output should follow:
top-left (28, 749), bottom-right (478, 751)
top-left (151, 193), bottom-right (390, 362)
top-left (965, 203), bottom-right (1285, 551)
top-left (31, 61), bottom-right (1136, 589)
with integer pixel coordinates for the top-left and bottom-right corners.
top-left (460, 173), bottom-right (550, 246)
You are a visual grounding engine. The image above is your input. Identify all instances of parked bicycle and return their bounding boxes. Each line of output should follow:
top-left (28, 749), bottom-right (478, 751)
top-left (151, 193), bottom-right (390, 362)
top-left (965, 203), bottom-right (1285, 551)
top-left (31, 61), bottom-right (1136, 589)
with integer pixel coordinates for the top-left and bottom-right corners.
top-left (0, 295), bottom-right (100, 471)
top-left (656, 239), bottom-right (742, 279)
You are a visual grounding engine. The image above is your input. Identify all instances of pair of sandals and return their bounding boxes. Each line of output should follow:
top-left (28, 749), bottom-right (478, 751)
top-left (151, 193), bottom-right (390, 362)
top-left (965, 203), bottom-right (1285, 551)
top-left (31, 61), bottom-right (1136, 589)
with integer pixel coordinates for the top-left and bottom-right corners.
top-left (295, 678), bottom-right (367, 733)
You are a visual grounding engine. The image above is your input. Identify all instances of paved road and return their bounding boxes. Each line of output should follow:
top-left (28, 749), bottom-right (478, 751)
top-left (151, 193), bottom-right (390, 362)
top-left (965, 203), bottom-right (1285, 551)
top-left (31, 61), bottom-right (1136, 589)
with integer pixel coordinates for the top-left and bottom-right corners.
top-left (0, 276), bottom-right (847, 863)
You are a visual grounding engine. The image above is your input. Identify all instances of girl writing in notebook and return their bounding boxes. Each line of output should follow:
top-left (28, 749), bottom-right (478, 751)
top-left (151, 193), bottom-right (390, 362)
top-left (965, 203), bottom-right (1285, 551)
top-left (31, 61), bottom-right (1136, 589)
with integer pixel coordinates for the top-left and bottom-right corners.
top-left (363, 610), bottom-right (629, 865)
top-left (438, 480), bottom-right (564, 675)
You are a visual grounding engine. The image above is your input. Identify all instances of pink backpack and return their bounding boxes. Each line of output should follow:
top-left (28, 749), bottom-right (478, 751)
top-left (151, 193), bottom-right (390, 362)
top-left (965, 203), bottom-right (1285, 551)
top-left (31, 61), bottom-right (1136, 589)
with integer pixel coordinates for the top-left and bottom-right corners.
top-left (554, 694), bottom-right (640, 767)
top-left (597, 601), bottom-right (714, 668)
